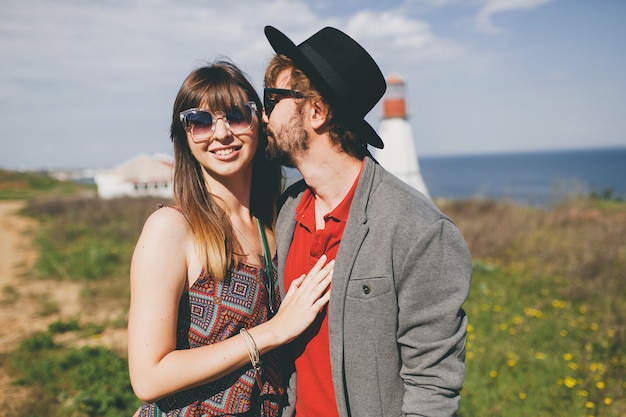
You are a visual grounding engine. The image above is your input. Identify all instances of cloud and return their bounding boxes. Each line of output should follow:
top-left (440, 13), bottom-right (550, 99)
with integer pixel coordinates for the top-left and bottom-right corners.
top-left (474, 0), bottom-right (555, 34)
top-left (0, 0), bottom-right (470, 169)
top-left (406, 0), bottom-right (469, 7)
top-left (548, 71), bottom-right (569, 82)
top-left (0, 0), bottom-right (348, 169)
top-left (2, 0), bottom-right (620, 169)
top-left (345, 10), bottom-right (463, 66)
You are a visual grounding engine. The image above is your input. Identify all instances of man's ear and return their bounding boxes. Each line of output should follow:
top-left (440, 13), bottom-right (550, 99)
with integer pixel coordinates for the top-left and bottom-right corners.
top-left (309, 99), bottom-right (329, 130)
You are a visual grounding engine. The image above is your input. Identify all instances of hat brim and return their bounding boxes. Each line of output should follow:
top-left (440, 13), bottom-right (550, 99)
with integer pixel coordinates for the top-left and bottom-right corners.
top-left (264, 26), bottom-right (384, 149)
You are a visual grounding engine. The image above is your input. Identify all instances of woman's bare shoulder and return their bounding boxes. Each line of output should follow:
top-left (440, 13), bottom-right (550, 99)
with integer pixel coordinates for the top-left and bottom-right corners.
top-left (140, 205), bottom-right (192, 240)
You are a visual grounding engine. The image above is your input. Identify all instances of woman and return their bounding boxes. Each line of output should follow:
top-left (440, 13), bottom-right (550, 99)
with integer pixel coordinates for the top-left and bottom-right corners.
top-left (128, 60), bottom-right (333, 416)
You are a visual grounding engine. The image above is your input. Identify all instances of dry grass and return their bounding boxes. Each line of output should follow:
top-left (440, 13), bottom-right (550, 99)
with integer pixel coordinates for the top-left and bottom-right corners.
top-left (440, 197), bottom-right (626, 337)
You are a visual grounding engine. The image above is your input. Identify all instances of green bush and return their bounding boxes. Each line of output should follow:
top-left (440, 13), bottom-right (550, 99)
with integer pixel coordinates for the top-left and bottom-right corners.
top-left (7, 323), bottom-right (141, 416)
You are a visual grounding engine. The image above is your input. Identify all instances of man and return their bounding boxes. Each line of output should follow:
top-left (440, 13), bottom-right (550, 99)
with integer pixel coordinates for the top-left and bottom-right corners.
top-left (262, 25), bottom-right (472, 417)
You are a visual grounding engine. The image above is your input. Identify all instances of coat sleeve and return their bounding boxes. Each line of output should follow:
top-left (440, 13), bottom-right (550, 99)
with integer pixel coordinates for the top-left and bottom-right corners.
top-left (396, 218), bottom-right (472, 416)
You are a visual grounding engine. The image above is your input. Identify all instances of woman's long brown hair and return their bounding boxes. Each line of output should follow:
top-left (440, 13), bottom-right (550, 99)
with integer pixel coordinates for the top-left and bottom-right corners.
top-left (170, 60), bottom-right (282, 280)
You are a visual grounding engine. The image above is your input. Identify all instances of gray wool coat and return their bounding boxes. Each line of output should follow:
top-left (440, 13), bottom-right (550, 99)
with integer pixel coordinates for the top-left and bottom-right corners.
top-left (276, 157), bottom-right (472, 417)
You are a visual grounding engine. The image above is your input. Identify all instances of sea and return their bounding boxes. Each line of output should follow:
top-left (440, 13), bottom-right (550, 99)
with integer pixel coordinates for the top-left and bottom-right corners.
top-left (418, 147), bottom-right (626, 206)
top-left (285, 147), bottom-right (626, 207)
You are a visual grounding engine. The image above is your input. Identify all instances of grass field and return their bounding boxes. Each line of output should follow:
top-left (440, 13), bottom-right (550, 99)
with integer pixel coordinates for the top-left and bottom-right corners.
top-left (1, 170), bottom-right (624, 416)
top-left (441, 199), bottom-right (626, 417)
top-left (0, 169), bottom-right (95, 200)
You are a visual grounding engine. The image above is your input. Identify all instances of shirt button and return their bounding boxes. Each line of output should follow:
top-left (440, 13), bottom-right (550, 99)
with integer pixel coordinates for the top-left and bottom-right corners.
top-left (362, 284), bottom-right (371, 294)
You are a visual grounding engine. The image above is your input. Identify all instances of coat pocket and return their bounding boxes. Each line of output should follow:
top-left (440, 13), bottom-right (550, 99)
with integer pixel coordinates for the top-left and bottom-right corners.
top-left (345, 276), bottom-right (393, 300)
top-left (343, 276), bottom-right (403, 417)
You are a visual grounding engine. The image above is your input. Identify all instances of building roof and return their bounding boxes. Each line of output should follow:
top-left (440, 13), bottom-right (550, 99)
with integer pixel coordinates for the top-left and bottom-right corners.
top-left (103, 153), bottom-right (173, 183)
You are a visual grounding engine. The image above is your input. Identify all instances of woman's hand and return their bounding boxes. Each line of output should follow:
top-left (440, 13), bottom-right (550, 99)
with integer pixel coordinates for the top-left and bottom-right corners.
top-left (269, 255), bottom-right (334, 344)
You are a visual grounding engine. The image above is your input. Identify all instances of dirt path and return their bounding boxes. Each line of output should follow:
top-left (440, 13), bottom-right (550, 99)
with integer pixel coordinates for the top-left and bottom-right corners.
top-left (0, 201), bottom-right (85, 351)
top-left (0, 201), bottom-right (84, 413)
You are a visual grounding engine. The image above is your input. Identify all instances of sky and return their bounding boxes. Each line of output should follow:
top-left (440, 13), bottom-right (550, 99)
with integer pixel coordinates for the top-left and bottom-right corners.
top-left (1, 0), bottom-right (625, 170)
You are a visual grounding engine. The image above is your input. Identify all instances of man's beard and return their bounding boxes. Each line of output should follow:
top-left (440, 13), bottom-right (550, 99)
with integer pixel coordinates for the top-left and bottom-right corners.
top-left (264, 114), bottom-right (309, 168)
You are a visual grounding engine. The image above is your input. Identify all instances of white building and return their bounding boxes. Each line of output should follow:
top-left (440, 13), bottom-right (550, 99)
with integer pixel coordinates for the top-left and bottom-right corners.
top-left (94, 153), bottom-right (174, 199)
top-left (372, 74), bottom-right (430, 197)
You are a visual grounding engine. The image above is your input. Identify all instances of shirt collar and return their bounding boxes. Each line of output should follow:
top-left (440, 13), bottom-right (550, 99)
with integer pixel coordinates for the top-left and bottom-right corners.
top-left (294, 160), bottom-right (364, 227)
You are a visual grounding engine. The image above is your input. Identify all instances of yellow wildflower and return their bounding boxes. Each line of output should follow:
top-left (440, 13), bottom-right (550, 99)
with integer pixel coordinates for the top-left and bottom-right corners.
top-left (590, 362), bottom-right (605, 373)
top-left (564, 376), bottom-right (577, 388)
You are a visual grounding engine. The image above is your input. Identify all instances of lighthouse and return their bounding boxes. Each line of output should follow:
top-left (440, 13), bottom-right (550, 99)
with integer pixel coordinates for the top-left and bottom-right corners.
top-left (372, 74), bottom-right (430, 197)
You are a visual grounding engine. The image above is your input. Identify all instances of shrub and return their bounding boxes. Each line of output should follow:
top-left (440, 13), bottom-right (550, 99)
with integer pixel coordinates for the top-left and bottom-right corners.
top-left (7, 323), bottom-right (141, 416)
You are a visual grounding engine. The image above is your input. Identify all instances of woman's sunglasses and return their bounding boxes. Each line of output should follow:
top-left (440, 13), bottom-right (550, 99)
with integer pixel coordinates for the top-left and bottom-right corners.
top-left (179, 101), bottom-right (257, 142)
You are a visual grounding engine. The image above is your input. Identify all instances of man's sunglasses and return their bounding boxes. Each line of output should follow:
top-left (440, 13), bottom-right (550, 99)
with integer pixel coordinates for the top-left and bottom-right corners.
top-left (179, 101), bottom-right (257, 142)
top-left (263, 88), bottom-right (304, 117)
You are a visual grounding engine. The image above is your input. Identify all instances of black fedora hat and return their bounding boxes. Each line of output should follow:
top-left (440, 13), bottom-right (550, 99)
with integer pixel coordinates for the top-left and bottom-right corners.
top-left (264, 25), bottom-right (386, 149)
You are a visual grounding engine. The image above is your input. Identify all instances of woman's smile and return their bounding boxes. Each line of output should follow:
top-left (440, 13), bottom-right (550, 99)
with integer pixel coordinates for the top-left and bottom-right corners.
top-left (210, 145), bottom-right (243, 160)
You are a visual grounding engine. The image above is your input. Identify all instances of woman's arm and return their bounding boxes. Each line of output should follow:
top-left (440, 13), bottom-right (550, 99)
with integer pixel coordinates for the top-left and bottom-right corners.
top-left (128, 207), bottom-right (333, 403)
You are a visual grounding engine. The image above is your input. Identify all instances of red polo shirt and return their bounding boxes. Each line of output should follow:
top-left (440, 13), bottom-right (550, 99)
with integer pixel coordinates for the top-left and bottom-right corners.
top-left (283, 164), bottom-right (362, 417)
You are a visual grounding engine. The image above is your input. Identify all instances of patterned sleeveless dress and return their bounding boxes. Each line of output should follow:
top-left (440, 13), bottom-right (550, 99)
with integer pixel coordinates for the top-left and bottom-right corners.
top-left (138, 260), bottom-right (285, 417)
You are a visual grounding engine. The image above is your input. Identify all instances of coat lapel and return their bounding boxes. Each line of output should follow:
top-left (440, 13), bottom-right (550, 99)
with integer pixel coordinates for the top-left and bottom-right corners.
top-left (328, 157), bottom-right (376, 416)
top-left (276, 196), bottom-right (299, 299)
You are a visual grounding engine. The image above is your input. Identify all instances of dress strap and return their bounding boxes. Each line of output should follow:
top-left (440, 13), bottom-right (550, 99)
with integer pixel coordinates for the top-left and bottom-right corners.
top-left (256, 218), bottom-right (275, 316)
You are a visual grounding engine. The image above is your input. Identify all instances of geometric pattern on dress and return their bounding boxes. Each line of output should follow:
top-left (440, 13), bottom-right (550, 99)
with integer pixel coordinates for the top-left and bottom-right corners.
top-left (186, 264), bottom-right (264, 346)
top-left (141, 260), bottom-right (285, 416)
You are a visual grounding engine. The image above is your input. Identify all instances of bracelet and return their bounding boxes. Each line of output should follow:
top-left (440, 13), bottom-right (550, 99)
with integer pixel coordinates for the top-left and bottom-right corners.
top-left (240, 328), bottom-right (263, 389)
top-left (240, 328), bottom-right (260, 368)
